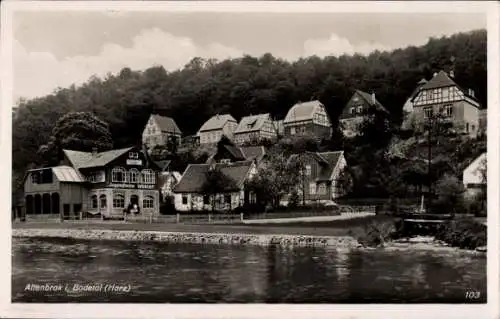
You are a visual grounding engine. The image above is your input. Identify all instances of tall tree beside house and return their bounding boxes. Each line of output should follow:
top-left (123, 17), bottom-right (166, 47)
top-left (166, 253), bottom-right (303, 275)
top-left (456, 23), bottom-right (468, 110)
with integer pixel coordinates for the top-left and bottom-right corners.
top-left (38, 112), bottom-right (114, 167)
top-left (200, 168), bottom-right (238, 212)
top-left (245, 151), bottom-right (302, 208)
top-left (431, 173), bottom-right (466, 215)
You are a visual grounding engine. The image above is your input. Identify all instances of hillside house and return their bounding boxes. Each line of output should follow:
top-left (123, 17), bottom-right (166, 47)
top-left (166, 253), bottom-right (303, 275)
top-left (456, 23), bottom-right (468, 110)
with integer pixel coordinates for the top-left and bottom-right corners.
top-left (339, 90), bottom-right (388, 138)
top-left (288, 151), bottom-right (347, 203)
top-left (172, 161), bottom-right (257, 212)
top-left (206, 138), bottom-right (267, 165)
top-left (198, 114), bottom-right (238, 144)
top-left (142, 114), bottom-right (182, 149)
top-left (463, 152), bottom-right (486, 199)
top-left (408, 70), bottom-right (483, 137)
top-left (23, 146), bottom-right (161, 220)
top-left (233, 113), bottom-right (277, 145)
top-left (154, 160), bottom-right (182, 202)
top-left (283, 100), bottom-right (332, 139)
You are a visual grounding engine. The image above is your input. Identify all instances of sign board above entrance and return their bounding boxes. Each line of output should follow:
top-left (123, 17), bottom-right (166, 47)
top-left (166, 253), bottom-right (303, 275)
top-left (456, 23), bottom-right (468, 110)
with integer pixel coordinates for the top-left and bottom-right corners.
top-left (126, 159), bottom-right (143, 166)
top-left (109, 183), bottom-right (155, 189)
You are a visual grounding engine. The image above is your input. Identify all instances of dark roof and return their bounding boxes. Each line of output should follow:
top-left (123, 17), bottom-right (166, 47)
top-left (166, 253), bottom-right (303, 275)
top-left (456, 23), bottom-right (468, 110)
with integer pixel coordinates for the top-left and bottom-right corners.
top-left (154, 160), bottom-right (171, 172)
top-left (355, 90), bottom-right (387, 112)
top-left (241, 146), bottom-right (266, 162)
top-left (25, 166), bottom-right (86, 183)
top-left (224, 145), bottom-right (245, 160)
top-left (289, 151), bottom-right (344, 181)
top-left (63, 147), bottom-right (134, 169)
top-left (152, 114), bottom-right (182, 134)
top-left (173, 161), bottom-right (253, 193)
top-left (420, 71), bottom-right (456, 90)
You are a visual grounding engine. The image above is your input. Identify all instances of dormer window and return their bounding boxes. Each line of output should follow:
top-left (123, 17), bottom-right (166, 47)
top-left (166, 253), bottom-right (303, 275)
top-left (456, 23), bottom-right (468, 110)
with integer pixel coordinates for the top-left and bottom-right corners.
top-left (350, 108), bottom-right (355, 115)
top-left (220, 159), bottom-right (231, 164)
top-left (112, 167), bottom-right (127, 183)
top-left (31, 172), bottom-right (40, 184)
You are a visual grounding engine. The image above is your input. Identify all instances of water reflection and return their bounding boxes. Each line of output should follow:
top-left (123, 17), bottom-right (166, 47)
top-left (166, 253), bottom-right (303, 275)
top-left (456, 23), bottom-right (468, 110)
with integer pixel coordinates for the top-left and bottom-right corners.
top-left (12, 238), bottom-right (486, 303)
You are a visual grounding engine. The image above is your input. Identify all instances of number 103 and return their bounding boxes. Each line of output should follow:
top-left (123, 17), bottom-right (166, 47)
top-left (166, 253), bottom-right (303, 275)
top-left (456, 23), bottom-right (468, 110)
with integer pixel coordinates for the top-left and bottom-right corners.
top-left (465, 291), bottom-right (481, 299)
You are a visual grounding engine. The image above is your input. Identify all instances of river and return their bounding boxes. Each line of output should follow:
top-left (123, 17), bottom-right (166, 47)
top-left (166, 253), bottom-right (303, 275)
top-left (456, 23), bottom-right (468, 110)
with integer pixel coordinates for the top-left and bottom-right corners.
top-left (12, 237), bottom-right (486, 303)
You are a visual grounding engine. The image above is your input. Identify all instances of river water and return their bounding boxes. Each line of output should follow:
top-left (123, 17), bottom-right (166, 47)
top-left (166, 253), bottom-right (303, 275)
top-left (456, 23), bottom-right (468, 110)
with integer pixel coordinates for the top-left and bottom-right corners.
top-left (12, 237), bottom-right (486, 303)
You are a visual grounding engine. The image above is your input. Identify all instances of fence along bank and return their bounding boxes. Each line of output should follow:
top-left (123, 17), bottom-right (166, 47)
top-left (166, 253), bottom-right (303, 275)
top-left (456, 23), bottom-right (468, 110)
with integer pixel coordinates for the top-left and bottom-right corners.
top-left (22, 146), bottom-right (161, 220)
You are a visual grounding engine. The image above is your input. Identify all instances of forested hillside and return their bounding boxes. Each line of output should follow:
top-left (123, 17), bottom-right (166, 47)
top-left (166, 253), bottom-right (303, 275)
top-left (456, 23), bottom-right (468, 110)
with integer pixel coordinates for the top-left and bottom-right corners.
top-left (12, 29), bottom-right (486, 190)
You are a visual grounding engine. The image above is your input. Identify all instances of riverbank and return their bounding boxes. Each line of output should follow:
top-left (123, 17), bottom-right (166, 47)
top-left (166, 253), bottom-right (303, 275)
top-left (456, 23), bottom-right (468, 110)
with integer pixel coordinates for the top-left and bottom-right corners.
top-left (12, 228), bottom-right (359, 248)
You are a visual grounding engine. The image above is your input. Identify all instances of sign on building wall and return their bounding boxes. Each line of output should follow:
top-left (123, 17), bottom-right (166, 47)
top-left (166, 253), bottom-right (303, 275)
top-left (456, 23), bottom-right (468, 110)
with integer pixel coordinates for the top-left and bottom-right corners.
top-left (109, 183), bottom-right (155, 189)
top-left (126, 159), bottom-right (143, 166)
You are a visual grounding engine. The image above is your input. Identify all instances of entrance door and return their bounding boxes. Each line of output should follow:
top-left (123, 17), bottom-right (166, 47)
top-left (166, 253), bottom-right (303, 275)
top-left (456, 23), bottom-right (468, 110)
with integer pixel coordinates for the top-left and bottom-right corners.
top-left (130, 195), bottom-right (140, 215)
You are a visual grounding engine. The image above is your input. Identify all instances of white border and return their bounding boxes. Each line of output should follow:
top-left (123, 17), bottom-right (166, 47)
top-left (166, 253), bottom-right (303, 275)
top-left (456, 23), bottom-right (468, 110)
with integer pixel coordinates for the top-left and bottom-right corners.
top-left (1, 2), bottom-right (498, 319)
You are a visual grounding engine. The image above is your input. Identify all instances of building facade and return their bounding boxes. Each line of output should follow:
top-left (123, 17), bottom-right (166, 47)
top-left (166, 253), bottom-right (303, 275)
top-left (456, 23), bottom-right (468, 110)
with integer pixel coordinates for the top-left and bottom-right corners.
top-left (289, 151), bottom-right (346, 203)
top-left (339, 90), bottom-right (387, 138)
top-left (142, 114), bottom-right (182, 149)
top-left (172, 161), bottom-right (257, 212)
top-left (23, 146), bottom-right (161, 220)
top-left (463, 152), bottom-right (486, 199)
top-left (233, 113), bottom-right (277, 145)
top-left (283, 100), bottom-right (332, 139)
top-left (408, 71), bottom-right (483, 137)
top-left (198, 114), bottom-right (238, 144)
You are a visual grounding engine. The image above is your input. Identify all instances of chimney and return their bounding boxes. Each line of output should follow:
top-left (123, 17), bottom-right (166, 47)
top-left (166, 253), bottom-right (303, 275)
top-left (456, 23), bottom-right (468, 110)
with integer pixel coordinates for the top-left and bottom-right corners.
top-left (433, 72), bottom-right (438, 77)
top-left (371, 92), bottom-right (376, 105)
top-left (449, 70), bottom-right (454, 78)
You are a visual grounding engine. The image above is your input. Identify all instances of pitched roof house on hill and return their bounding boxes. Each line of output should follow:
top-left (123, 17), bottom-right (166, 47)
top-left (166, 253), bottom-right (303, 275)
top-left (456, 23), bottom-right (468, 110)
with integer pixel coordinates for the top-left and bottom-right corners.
top-left (172, 160), bottom-right (257, 211)
top-left (233, 113), bottom-right (278, 145)
top-left (406, 70), bottom-right (484, 137)
top-left (339, 90), bottom-right (387, 138)
top-left (142, 114), bottom-right (182, 149)
top-left (463, 152), bottom-right (486, 198)
top-left (198, 114), bottom-right (238, 144)
top-left (283, 100), bottom-right (332, 139)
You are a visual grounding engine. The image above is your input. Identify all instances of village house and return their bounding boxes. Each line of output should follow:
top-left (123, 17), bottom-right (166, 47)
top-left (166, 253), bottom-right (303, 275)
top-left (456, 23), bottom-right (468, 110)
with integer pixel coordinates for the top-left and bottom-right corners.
top-left (172, 161), bottom-right (257, 212)
top-left (206, 138), bottom-right (267, 165)
top-left (339, 90), bottom-right (388, 137)
top-left (233, 113), bottom-right (278, 145)
top-left (462, 152), bottom-right (486, 199)
top-left (23, 146), bottom-right (161, 220)
top-left (283, 100), bottom-right (332, 139)
top-left (288, 151), bottom-right (347, 203)
top-left (198, 114), bottom-right (238, 145)
top-left (407, 70), bottom-right (483, 136)
top-left (142, 114), bottom-right (182, 149)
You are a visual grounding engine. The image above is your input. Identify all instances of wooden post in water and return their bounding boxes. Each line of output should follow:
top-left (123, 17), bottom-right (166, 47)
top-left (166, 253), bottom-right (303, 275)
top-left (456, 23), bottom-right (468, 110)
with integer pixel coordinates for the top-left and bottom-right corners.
top-left (240, 212), bottom-right (244, 222)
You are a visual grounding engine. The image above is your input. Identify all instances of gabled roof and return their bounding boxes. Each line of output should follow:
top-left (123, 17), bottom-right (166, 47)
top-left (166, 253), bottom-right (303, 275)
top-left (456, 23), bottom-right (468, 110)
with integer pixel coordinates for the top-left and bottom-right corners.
top-left (355, 90), bottom-right (387, 111)
top-left (63, 147), bottom-right (134, 169)
top-left (234, 113), bottom-right (270, 134)
top-left (199, 114), bottom-right (237, 132)
top-left (420, 71), bottom-right (457, 90)
top-left (284, 100), bottom-right (323, 124)
top-left (464, 152), bottom-right (487, 173)
top-left (173, 160), bottom-right (253, 193)
top-left (151, 114), bottom-right (182, 134)
top-left (289, 151), bottom-right (344, 181)
top-left (26, 166), bottom-right (86, 183)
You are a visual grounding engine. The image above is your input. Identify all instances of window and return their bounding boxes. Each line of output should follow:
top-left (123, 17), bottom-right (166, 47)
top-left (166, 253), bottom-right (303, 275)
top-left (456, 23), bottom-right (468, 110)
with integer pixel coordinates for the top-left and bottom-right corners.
top-left (224, 194), bottom-right (231, 204)
top-left (309, 183), bottom-right (316, 195)
top-left (350, 107), bottom-right (355, 114)
top-left (141, 169), bottom-right (155, 184)
top-left (143, 196), bottom-right (154, 209)
top-left (357, 106), bottom-right (363, 114)
top-left (112, 167), bottom-right (126, 183)
top-left (445, 105), bottom-right (453, 117)
top-left (466, 123), bottom-right (470, 133)
top-left (305, 165), bottom-right (312, 176)
top-left (318, 184), bottom-right (326, 195)
top-left (203, 195), bottom-right (210, 205)
top-left (91, 195), bottom-right (98, 209)
top-left (442, 87), bottom-right (449, 99)
top-left (113, 194), bottom-right (125, 208)
top-left (88, 170), bottom-right (105, 183)
top-left (130, 169), bottom-right (140, 183)
top-left (290, 127), bottom-right (296, 135)
top-left (31, 172), bottom-right (39, 184)
top-left (471, 125), bottom-right (475, 132)
top-left (249, 192), bottom-right (257, 204)
top-left (424, 107), bottom-right (433, 119)
top-left (182, 195), bottom-right (188, 205)
top-left (99, 195), bottom-right (107, 209)
top-left (220, 159), bottom-right (231, 164)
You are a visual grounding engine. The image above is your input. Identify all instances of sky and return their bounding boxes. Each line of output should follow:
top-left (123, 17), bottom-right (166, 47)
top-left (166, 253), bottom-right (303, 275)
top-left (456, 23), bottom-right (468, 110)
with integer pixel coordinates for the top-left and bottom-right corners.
top-left (13, 10), bottom-right (486, 101)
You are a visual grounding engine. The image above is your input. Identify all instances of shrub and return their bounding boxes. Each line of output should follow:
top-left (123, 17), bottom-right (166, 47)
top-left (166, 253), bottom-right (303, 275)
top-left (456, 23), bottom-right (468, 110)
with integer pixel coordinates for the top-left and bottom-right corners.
top-left (435, 218), bottom-right (486, 249)
top-left (355, 219), bottom-right (398, 247)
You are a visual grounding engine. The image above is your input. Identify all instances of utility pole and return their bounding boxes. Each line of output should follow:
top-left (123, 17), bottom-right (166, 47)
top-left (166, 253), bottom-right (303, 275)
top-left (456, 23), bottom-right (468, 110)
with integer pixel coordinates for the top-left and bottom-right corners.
top-left (427, 115), bottom-right (433, 210)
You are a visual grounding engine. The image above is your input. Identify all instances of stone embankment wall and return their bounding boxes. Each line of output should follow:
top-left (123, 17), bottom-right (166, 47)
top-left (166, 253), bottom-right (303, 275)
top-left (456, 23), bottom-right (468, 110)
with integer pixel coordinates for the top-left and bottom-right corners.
top-left (12, 229), bottom-right (359, 248)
